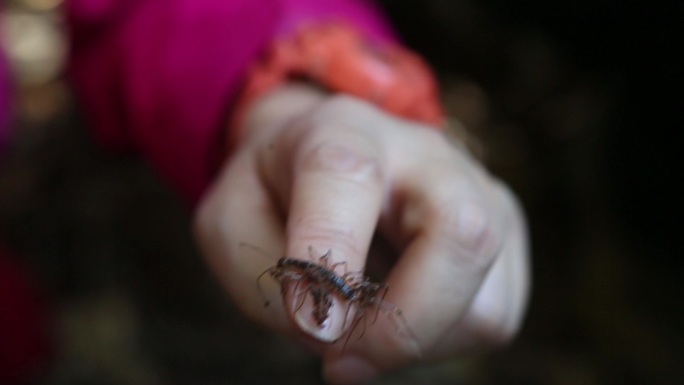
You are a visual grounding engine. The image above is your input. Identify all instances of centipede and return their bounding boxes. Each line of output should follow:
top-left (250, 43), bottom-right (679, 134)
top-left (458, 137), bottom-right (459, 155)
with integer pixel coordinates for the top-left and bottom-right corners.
top-left (244, 243), bottom-right (355, 327)
top-left (242, 242), bottom-right (417, 351)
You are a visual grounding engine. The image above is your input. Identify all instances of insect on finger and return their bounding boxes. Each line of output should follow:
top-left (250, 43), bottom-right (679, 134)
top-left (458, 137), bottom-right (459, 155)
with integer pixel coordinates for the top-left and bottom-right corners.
top-left (246, 242), bottom-right (356, 329)
top-left (245, 242), bottom-right (418, 353)
top-left (256, 266), bottom-right (277, 307)
top-left (336, 277), bottom-right (420, 356)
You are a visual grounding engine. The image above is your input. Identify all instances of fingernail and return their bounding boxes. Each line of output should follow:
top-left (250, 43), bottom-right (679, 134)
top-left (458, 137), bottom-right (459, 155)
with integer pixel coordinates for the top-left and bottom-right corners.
top-left (324, 355), bottom-right (378, 385)
top-left (285, 283), bottom-right (348, 343)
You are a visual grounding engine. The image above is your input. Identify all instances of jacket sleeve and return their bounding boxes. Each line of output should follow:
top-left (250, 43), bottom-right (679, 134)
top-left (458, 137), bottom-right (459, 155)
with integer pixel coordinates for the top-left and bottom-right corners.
top-left (66, 0), bottom-right (396, 205)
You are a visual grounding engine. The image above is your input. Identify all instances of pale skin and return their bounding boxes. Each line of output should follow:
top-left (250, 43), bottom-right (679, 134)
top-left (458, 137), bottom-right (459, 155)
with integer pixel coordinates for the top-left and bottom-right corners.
top-left (194, 82), bottom-right (530, 384)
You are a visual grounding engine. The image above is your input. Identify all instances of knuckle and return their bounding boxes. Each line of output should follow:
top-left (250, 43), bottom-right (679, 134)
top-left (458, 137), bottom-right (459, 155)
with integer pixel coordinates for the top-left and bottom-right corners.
top-left (317, 93), bottom-right (372, 116)
top-left (431, 193), bottom-right (501, 266)
top-left (417, 126), bottom-right (452, 150)
top-left (298, 140), bottom-right (384, 186)
top-left (410, 125), bottom-right (460, 160)
top-left (308, 93), bottom-right (389, 131)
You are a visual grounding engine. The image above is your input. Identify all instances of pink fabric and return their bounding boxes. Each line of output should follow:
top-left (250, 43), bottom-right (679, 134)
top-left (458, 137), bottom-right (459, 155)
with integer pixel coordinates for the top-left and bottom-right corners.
top-left (67, 0), bottom-right (396, 205)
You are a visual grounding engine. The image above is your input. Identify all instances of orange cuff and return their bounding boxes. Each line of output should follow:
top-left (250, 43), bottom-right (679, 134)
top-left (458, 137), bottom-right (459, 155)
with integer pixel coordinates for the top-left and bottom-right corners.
top-left (227, 22), bottom-right (445, 152)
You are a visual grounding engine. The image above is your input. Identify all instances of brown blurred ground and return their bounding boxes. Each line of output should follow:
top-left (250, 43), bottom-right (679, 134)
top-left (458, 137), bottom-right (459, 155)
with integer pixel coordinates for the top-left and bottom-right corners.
top-left (1, 0), bottom-right (682, 384)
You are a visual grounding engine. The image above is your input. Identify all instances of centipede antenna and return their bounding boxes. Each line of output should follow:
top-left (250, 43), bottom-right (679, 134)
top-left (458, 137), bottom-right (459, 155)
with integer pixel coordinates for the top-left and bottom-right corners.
top-left (245, 241), bottom-right (283, 308)
top-left (292, 279), bottom-right (309, 315)
top-left (307, 245), bottom-right (326, 264)
top-left (256, 267), bottom-right (276, 307)
top-left (342, 271), bottom-right (365, 284)
top-left (330, 261), bottom-right (348, 276)
top-left (381, 302), bottom-right (418, 344)
top-left (320, 249), bottom-right (333, 265)
top-left (340, 299), bottom-right (355, 333)
top-left (355, 310), bottom-right (369, 342)
top-left (341, 311), bottom-right (365, 355)
top-left (370, 284), bottom-right (389, 325)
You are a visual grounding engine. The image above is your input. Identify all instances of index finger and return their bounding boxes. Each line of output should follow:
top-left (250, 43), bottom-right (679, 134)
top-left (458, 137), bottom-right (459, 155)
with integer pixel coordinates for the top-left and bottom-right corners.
top-left (277, 117), bottom-right (388, 341)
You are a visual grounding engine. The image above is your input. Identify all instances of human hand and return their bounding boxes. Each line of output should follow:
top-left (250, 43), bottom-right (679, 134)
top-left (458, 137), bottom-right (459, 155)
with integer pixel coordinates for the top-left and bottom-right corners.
top-left (194, 82), bottom-right (530, 384)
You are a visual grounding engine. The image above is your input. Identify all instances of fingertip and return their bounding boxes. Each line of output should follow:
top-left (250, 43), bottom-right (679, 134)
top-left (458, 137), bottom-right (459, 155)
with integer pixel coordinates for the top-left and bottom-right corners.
top-left (284, 283), bottom-right (356, 343)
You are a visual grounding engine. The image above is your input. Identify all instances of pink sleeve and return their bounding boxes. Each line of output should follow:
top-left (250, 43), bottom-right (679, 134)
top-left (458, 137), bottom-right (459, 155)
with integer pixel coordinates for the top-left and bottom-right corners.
top-left (66, 0), bottom-right (396, 205)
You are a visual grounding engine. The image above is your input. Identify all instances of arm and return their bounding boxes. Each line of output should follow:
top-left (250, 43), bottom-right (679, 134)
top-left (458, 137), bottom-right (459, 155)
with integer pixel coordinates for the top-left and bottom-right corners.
top-left (68, 1), bottom-right (530, 383)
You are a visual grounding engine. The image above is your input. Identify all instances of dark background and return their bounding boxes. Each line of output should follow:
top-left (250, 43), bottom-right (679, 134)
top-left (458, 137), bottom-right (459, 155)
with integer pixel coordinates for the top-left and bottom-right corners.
top-left (1, 0), bottom-right (681, 383)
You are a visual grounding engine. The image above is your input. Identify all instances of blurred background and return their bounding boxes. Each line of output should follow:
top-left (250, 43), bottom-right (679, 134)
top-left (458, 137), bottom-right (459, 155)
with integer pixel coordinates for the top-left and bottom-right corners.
top-left (0, 0), bottom-right (681, 384)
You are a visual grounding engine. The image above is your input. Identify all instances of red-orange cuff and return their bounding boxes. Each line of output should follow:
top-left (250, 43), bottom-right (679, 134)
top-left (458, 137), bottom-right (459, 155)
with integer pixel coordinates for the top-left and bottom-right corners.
top-left (227, 22), bottom-right (445, 153)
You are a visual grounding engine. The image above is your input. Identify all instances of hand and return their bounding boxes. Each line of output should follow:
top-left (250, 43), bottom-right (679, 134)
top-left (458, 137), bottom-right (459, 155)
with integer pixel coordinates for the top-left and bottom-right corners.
top-left (194, 82), bottom-right (530, 384)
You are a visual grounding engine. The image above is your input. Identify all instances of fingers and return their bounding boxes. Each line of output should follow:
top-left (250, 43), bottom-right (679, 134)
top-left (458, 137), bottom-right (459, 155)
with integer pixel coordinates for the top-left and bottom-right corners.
top-left (322, 130), bottom-right (528, 383)
top-left (390, 171), bottom-right (504, 340)
top-left (324, 187), bottom-right (502, 377)
top-left (259, 101), bottom-right (388, 341)
top-left (196, 87), bottom-right (530, 384)
top-left (416, 185), bottom-right (530, 358)
top-left (193, 149), bottom-right (289, 333)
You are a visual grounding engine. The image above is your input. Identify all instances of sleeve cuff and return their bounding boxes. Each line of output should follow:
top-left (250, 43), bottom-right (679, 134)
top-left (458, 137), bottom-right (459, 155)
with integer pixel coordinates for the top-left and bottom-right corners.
top-left (226, 21), bottom-right (445, 154)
